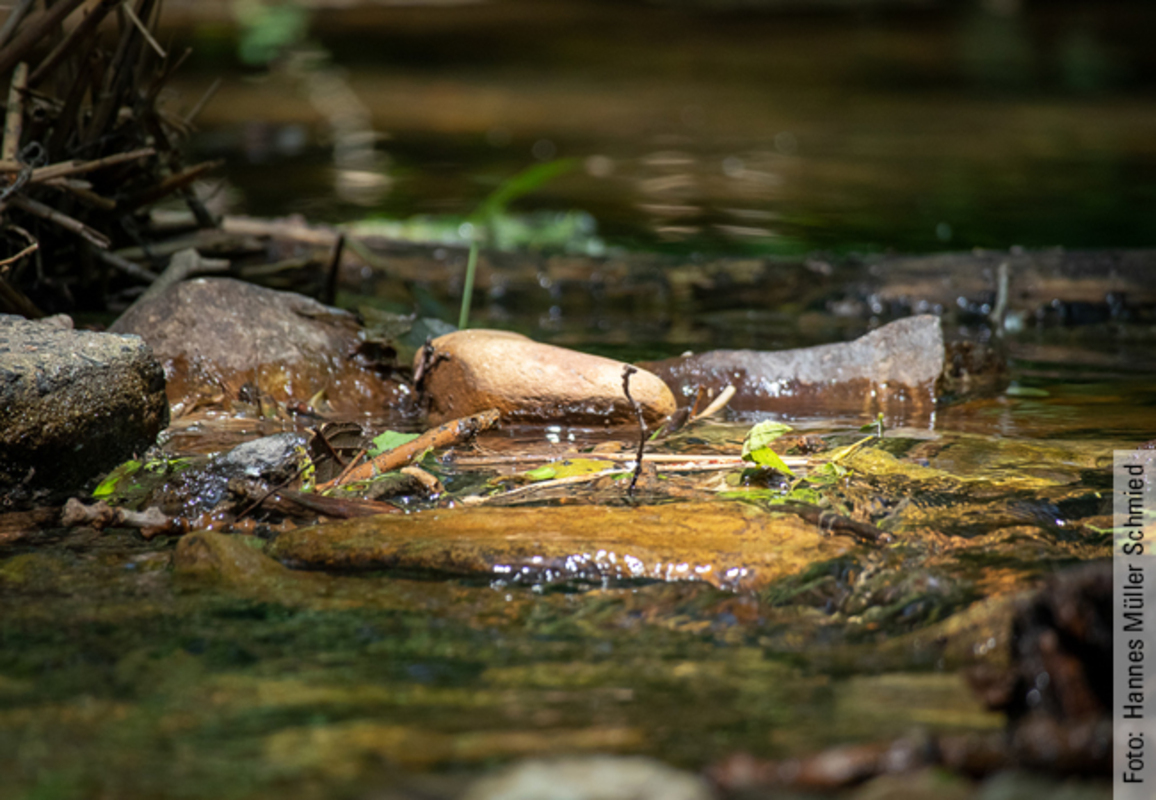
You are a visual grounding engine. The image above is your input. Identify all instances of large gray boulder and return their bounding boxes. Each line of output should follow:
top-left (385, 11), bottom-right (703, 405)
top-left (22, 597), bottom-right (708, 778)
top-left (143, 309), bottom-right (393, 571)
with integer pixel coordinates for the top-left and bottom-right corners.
top-left (0, 315), bottom-right (168, 495)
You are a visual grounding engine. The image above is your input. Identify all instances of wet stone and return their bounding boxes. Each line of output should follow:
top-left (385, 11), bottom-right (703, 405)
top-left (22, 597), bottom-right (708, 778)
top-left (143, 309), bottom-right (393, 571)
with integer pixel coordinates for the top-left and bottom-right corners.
top-left (269, 502), bottom-right (855, 591)
top-left (0, 314), bottom-right (168, 496)
top-left (110, 277), bottom-right (405, 417)
top-left (640, 314), bottom-right (949, 420)
top-left (154, 433), bottom-right (307, 515)
top-left (419, 329), bottom-right (677, 425)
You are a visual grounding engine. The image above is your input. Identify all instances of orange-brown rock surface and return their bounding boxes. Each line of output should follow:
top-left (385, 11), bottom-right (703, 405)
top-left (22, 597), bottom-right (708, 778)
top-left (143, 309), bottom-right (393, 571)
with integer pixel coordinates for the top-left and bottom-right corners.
top-left (418, 329), bottom-right (676, 425)
top-left (269, 502), bottom-right (853, 592)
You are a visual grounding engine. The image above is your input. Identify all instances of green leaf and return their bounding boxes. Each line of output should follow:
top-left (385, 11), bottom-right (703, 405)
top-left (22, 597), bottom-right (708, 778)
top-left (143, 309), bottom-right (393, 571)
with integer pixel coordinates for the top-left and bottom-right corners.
top-left (775, 486), bottom-right (824, 505)
top-left (745, 446), bottom-right (796, 477)
top-left (470, 159), bottom-right (580, 224)
top-left (92, 460), bottom-right (141, 499)
top-left (368, 430), bottom-right (420, 458)
top-left (525, 465), bottom-right (557, 481)
top-left (741, 421), bottom-right (795, 476)
top-left (808, 461), bottom-right (849, 486)
top-left (741, 421), bottom-right (794, 460)
top-left (859, 412), bottom-right (885, 436)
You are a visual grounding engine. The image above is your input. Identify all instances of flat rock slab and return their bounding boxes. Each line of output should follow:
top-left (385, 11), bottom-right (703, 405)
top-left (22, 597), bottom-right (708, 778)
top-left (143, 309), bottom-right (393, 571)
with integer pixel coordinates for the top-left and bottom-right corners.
top-left (0, 315), bottom-right (168, 493)
top-left (640, 314), bottom-right (947, 419)
top-left (269, 502), bottom-right (853, 591)
top-left (110, 277), bottom-right (404, 416)
top-left (419, 329), bottom-right (676, 425)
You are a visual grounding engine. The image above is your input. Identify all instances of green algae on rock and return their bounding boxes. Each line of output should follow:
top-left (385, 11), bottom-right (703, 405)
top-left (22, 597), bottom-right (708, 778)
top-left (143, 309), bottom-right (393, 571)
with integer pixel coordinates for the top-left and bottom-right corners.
top-left (269, 502), bottom-right (856, 591)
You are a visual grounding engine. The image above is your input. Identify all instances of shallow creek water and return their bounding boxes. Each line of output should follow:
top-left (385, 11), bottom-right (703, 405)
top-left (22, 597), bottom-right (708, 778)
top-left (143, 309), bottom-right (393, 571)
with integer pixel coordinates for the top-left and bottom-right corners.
top-left (2, 2), bottom-right (1153, 798)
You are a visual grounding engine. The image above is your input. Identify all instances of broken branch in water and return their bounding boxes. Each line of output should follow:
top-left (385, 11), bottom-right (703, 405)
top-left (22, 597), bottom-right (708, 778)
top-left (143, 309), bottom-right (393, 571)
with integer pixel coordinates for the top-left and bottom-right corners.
top-left (690, 384), bottom-right (736, 423)
top-left (650, 383), bottom-right (736, 438)
top-left (451, 451), bottom-right (808, 470)
top-left (316, 408), bottom-right (501, 492)
top-left (61, 498), bottom-right (169, 531)
top-left (777, 502), bottom-right (892, 546)
top-left (622, 366), bottom-right (647, 496)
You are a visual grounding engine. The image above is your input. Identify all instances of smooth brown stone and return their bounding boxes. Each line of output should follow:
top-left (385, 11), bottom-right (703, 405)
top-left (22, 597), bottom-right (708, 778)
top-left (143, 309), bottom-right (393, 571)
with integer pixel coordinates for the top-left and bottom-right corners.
top-left (418, 329), bottom-right (677, 425)
top-left (269, 502), bottom-right (854, 592)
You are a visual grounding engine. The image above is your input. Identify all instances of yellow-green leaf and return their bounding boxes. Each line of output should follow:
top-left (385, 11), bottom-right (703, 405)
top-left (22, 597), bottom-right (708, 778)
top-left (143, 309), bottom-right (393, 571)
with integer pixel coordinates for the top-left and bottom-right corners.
top-left (524, 459), bottom-right (618, 482)
top-left (368, 430), bottom-right (420, 457)
top-left (745, 446), bottom-right (796, 477)
top-left (741, 420), bottom-right (794, 460)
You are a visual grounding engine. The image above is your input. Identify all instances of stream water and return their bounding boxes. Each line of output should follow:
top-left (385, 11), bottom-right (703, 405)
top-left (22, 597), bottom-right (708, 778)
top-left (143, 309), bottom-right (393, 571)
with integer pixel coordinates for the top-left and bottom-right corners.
top-left (2, 2), bottom-right (1153, 798)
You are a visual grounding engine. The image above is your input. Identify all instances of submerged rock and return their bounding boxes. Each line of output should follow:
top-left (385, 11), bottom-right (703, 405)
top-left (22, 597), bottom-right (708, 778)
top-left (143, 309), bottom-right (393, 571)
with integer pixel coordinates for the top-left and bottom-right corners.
top-left (419, 329), bottom-right (676, 425)
top-left (0, 314), bottom-right (168, 495)
top-left (640, 315), bottom-right (963, 420)
top-left (173, 530), bottom-right (288, 586)
top-left (463, 756), bottom-right (712, 800)
top-left (264, 719), bottom-right (645, 776)
top-left (269, 502), bottom-right (854, 591)
top-left (110, 277), bottom-right (405, 417)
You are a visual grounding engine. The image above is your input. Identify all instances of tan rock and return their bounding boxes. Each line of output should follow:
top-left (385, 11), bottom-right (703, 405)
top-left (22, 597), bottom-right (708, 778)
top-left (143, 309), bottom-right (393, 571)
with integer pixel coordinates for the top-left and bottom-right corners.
top-left (418, 329), bottom-right (676, 425)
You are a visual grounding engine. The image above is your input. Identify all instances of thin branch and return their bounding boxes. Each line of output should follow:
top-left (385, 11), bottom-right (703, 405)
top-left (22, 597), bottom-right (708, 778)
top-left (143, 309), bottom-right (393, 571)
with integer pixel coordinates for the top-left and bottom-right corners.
top-left (0, 241), bottom-right (38, 268)
top-left (44, 177), bottom-right (117, 210)
top-left (94, 248), bottom-right (159, 283)
top-left (2, 62), bottom-right (27, 161)
top-left (0, 147), bottom-right (157, 180)
top-left (689, 384), bottom-right (736, 423)
top-left (9, 194), bottom-right (110, 249)
top-left (117, 159), bottom-right (222, 211)
top-left (452, 452), bottom-right (807, 469)
top-left (621, 366), bottom-right (647, 496)
top-left (316, 409), bottom-right (501, 493)
top-left (121, 0), bottom-right (165, 58)
top-left (486, 468), bottom-right (627, 501)
top-left (0, 0), bottom-right (88, 78)
top-left (183, 77), bottom-right (220, 126)
top-left (0, 0), bottom-right (36, 50)
top-left (27, 0), bottom-right (124, 88)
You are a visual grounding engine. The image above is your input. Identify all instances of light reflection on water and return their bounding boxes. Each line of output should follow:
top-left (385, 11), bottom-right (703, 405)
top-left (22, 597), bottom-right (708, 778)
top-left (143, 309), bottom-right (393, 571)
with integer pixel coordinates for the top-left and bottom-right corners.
top-left (172, 0), bottom-right (1156, 255)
